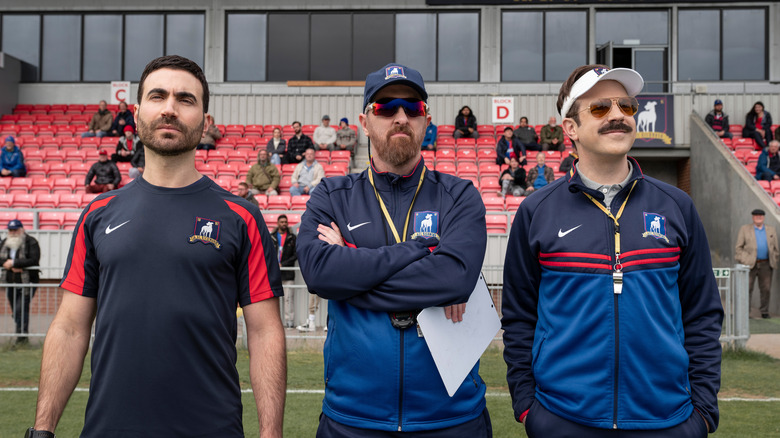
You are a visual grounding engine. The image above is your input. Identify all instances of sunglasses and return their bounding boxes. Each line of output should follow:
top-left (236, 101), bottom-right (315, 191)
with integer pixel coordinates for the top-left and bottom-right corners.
top-left (367, 98), bottom-right (428, 118)
top-left (579, 97), bottom-right (639, 118)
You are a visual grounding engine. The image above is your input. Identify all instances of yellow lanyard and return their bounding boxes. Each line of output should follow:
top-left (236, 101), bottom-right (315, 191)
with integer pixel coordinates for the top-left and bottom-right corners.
top-left (582, 180), bottom-right (637, 294)
top-left (368, 166), bottom-right (426, 244)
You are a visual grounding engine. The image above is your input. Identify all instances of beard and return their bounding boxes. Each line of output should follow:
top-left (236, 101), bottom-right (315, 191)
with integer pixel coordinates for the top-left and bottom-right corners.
top-left (371, 125), bottom-right (420, 168)
top-left (137, 114), bottom-right (204, 157)
top-left (4, 235), bottom-right (23, 251)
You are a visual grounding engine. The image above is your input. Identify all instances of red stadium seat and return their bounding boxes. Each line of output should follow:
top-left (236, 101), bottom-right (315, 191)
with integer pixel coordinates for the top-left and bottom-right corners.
top-left (486, 214), bottom-right (508, 234)
top-left (0, 193), bottom-right (14, 208)
top-left (505, 196), bottom-right (525, 212)
top-left (31, 177), bottom-right (54, 194)
top-left (291, 195), bottom-right (309, 211)
top-left (435, 162), bottom-right (456, 175)
top-left (278, 175), bottom-right (293, 193)
top-left (479, 177), bottom-right (500, 195)
top-left (437, 136), bottom-right (455, 146)
top-left (315, 150), bottom-right (330, 164)
top-left (8, 177), bottom-right (33, 194)
top-left (36, 193), bottom-right (62, 209)
top-left (456, 162), bottom-right (479, 178)
top-left (58, 193), bottom-right (83, 209)
top-left (26, 162), bottom-right (49, 178)
top-left (456, 148), bottom-right (477, 163)
top-left (17, 211), bottom-right (35, 230)
top-left (482, 194), bottom-right (505, 212)
top-left (52, 178), bottom-right (77, 194)
top-left (476, 149), bottom-right (496, 165)
top-left (64, 212), bottom-right (82, 230)
top-left (331, 150), bottom-right (351, 166)
top-left (437, 125), bottom-right (455, 136)
top-left (479, 163), bottom-right (500, 177)
top-left (244, 125), bottom-right (264, 137)
top-left (13, 193), bottom-right (37, 208)
top-left (456, 138), bottom-right (476, 148)
top-left (267, 195), bottom-right (291, 210)
top-left (324, 163), bottom-right (348, 177)
top-left (81, 193), bottom-right (99, 207)
top-left (215, 163), bottom-right (240, 179)
top-left (477, 125), bottom-right (495, 137)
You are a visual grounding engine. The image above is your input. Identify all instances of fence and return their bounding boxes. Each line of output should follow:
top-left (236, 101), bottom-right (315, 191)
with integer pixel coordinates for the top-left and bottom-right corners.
top-left (1, 266), bottom-right (752, 349)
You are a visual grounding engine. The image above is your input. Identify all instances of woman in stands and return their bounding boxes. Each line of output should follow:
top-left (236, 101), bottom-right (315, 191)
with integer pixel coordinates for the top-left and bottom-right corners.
top-left (453, 105), bottom-right (479, 139)
top-left (743, 101), bottom-right (773, 150)
top-left (266, 127), bottom-right (287, 165)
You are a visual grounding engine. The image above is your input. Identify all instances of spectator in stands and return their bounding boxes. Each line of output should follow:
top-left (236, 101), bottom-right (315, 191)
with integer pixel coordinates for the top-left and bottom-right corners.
top-left (422, 121), bottom-right (437, 150)
top-left (128, 141), bottom-right (145, 180)
top-left (755, 140), bottom-right (780, 181)
top-left (742, 101), bottom-right (773, 150)
top-left (1, 219), bottom-right (40, 347)
top-left (515, 116), bottom-right (542, 151)
top-left (525, 151), bottom-right (554, 193)
top-left (246, 149), bottom-right (280, 196)
top-left (540, 116), bottom-right (565, 151)
top-left (109, 101), bottom-right (135, 136)
top-left (735, 208), bottom-right (778, 319)
top-left (453, 105), bottom-right (478, 139)
top-left (313, 115), bottom-right (337, 151)
top-left (85, 150), bottom-right (121, 193)
top-left (81, 100), bottom-right (113, 138)
top-left (112, 126), bottom-right (139, 163)
top-left (286, 121), bottom-right (314, 164)
top-left (290, 148), bottom-right (324, 197)
top-left (335, 117), bottom-right (357, 156)
top-left (500, 156), bottom-right (528, 197)
top-left (197, 123), bottom-right (222, 150)
top-left (270, 214), bottom-right (298, 328)
top-left (1, 136), bottom-right (26, 177)
top-left (558, 148), bottom-right (578, 174)
top-left (496, 126), bottom-right (526, 166)
top-left (236, 181), bottom-right (259, 207)
top-left (266, 127), bottom-right (287, 165)
top-left (705, 99), bottom-right (732, 139)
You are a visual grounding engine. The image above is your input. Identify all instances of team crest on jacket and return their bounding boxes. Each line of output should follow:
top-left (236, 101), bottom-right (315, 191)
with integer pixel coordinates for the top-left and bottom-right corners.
top-left (411, 211), bottom-right (440, 240)
top-left (642, 212), bottom-right (669, 243)
top-left (188, 217), bottom-right (222, 249)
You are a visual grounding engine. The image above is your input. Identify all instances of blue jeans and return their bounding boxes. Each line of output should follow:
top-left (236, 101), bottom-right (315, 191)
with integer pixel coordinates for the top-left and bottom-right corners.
top-left (290, 184), bottom-right (311, 197)
top-left (81, 131), bottom-right (109, 138)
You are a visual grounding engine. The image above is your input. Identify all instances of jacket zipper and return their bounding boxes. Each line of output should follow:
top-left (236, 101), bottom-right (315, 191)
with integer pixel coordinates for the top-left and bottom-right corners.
top-left (613, 290), bottom-right (620, 429)
top-left (398, 328), bottom-right (405, 431)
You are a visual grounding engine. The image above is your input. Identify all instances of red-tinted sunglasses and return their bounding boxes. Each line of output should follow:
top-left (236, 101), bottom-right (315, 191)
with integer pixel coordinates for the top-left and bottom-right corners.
top-left (578, 97), bottom-right (639, 119)
top-left (367, 98), bottom-right (428, 118)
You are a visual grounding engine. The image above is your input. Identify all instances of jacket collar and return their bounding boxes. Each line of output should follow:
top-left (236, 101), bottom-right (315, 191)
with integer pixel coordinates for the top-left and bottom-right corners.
top-left (565, 156), bottom-right (645, 201)
top-left (369, 156), bottom-right (426, 191)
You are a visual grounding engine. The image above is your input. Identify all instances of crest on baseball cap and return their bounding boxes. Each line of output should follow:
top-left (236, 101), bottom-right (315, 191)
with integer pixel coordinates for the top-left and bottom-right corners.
top-left (560, 67), bottom-right (644, 118)
top-left (363, 63), bottom-right (428, 110)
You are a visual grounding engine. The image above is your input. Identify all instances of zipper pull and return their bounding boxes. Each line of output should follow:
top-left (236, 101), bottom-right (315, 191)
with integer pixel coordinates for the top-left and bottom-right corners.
top-left (613, 254), bottom-right (623, 295)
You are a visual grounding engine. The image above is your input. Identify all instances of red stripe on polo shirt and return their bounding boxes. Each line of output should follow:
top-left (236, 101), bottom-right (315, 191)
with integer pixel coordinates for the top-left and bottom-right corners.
top-left (621, 247), bottom-right (680, 258)
top-left (61, 196), bottom-right (114, 295)
top-left (539, 251), bottom-right (612, 260)
top-left (540, 260), bottom-right (613, 270)
top-left (620, 255), bottom-right (680, 268)
top-left (225, 200), bottom-right (274, 303)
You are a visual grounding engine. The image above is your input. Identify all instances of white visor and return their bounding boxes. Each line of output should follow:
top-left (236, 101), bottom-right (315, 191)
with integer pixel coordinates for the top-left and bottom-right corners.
top-left (559, 67), bottom-right (644, 119)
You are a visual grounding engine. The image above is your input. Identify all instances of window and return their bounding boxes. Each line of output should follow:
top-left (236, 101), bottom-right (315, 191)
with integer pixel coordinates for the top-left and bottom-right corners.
top-left (352, 14), bottom-right (394, 80)
top-left (396, 14), bottom-right (437, 81)
top-left (83, 15), bottom-right (123, 82)
top-left (502, 11), bottom-right (586, 82)
top-left (311, 14), bottom-right (352, 81)
top-left (226, 14), bottom-right (267, 82)
top-left (124, 15), bottom-right (164, 82)
top-left (678, 8), bottom-right (766, 81)
top-left (1, 14), bottom-right (40, 82)
top-left (595, 11), bottom-right (668, 46)
top-left (41, 15), bottom-right (81, 82)
top-left (267, 14), bottom-right (310, 82)
top-left (438, 13), bottom-right (479, 81)
top-left (166, 14), bottom-right (205, 68)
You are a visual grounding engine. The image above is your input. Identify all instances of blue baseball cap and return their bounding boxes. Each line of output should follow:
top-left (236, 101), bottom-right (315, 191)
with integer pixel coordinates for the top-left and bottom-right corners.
top-left (4, 136), bottom-right (15, 144)
top-left (7, 219), bottom-right (23, 230)
top-left (714, 99), bottom-right (723, 106)
top-left (363, 64), bottom-right (428, 111)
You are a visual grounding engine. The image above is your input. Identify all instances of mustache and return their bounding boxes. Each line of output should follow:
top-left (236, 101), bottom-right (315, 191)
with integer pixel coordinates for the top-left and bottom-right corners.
top-left (386, 125), bottom-right (414, 139)
top-left (149, 116), bottom-right (184, 132)
top-left (598, 121), bottom-right (633, 134)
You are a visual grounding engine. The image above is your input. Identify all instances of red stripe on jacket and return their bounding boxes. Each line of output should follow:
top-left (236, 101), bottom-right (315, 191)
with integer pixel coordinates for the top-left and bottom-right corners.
top-left (61, 196), bottom-right (115, 295)
top-left (540, 251), bottom-right (612, 260)
top-left (225, 200), bottom-right (275, 303)
top-left (621, 247), bottom-right (681, 258)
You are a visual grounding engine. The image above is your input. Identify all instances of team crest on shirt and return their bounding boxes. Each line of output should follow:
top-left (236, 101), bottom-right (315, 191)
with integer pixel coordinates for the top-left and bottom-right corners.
top-left (641, 212), bottom-right (670, 243)
top-left (188, 217), bottom-right (222, 249)
top-left (385, 66), bottom-right (406, 80)
top-left (411, 211), bottom-right (440, 240)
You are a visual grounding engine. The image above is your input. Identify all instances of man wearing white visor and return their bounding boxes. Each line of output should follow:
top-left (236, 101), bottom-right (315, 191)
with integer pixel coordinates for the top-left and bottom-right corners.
top-left (502, 65), bottom-right (724, 437)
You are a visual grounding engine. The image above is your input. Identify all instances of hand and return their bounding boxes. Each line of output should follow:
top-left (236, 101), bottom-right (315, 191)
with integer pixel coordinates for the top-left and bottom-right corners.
top-left (444, 303), bottom-right (466, 323)
top-left (501, 174), bottom-right (512, 180)
top-left (552, 138), bottom-right (559, 144)
top-left (468, 127), bottom-right (475, 133)
top-left (2, 259), bottom-right (13, 270)
top-left (11, 267), bottom-right (22, 273)
top-left (504, 158), bottom-right (511, 165)
top-left (318, 222), bottom-right (344, 247)
top-left (303, 186), bottom-right (310, 194)
top-left (296, 155), bottom-right (302, 161)
top-left (137, 167), bottom-right (144, 172)
top-left (526, 187), bottom-right (535, 192)
top-left (774, 175), bottom-right (779, 180)
top-left (0, 169), bottom-right (10, 176)
top-left (118, 119), bottom-right (126, 126)
top-left (107, 184), bottom-right (115, 190)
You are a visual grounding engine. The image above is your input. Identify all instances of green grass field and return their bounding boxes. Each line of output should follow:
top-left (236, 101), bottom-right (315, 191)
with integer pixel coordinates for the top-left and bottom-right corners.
top-left (1, 344), bottom-right (778, 437)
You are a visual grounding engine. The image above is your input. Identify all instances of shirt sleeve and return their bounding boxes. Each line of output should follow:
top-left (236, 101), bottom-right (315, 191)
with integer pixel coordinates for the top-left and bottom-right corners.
top-left (61, 196), bottom-right (114, 297)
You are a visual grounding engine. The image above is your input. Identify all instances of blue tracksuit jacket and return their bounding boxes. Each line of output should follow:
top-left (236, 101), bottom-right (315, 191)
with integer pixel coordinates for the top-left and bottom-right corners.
top-left (502, 158), bottom-right (723, 431)
top-left (297, 158), bottom-right (488, 432)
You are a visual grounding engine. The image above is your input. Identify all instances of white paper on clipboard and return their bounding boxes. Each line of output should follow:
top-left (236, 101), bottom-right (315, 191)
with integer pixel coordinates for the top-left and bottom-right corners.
top-left (416, 273), bottom-right (501, 397)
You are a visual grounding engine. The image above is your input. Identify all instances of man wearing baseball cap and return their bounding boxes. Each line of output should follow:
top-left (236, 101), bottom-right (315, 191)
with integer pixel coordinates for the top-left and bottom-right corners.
top-left (297, 63), bottom-right (490, 436)
top-left (502, 65), bottom-right (724, 436)
top-left (735, 208), bottom-right (778, 319)
top-left (84, 150), bottom-right (121, 193)
top-left (1, 219), bottom-right (40, 346)
top-left (705, 99), bottom-right (732, 140)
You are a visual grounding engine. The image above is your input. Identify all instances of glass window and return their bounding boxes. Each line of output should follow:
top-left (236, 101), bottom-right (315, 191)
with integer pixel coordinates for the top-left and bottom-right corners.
top-left (1, 15), bottom-right (40, 81)
top-left (545, 11), bottom-right (587, 82)
top-left (83, 15), bottom-right (122, 82)
top-left (165, 14), bottom-right (204, 68)
top-left (595, 11), bottom-right (668, 46)
top-left (723, 9), bottom-right (764, 81)
top-left (352, 13), bottom-right (394, 80)
top-left (677, 10), bottom-right (719, 81)
top-left (226, 14), bottom-right (267, 82)
top-left (124, 15), bottom-right (164, 82)
top-left (41, 15), bottom-right (81, 82)
top-left (396, 14), bottom-right (436, 81)
top-left (438, 13), bottom-right (479, 81)
top-left (267, 14), bottom-right (310, 82)
top-left (634, 49), bottom-right (666, 93)
top-left (502, 12), bottom-right (543, 81)
top-left (310, 14), bottom-right (351, 81)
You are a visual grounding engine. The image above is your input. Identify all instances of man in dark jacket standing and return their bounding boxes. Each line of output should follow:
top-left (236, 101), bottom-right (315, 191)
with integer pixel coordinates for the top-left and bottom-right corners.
top-left (1, 219), bottom-right (40, 346)
top-left (271, 215), bottom-right (298, 328)
top-left (109, 101), bottom-right (136, 136)
top-left (85, 150), bottom-right (121, 193)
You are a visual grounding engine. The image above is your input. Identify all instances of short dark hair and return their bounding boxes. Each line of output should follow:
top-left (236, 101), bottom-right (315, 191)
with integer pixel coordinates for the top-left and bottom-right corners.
top-left (519, 116), bottom-right (528, 123)
top-left (277, 214), bottom-right (288, 222)
top-left (504, 127), bottom-right (514, 133)
top-left (137, 55), bottom-right (209, 112)
top-left (238, 181), bottom-right (249, 188)
top-left (557, 64), bottom-right (610, 125)
top-left (292, 121), bottom-right (301, 127)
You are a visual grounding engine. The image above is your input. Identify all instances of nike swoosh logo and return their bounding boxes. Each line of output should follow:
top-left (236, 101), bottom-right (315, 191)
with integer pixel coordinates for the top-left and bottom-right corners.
top-left (558, 224), bottom-right (582, 238)
top-left (105, 220), bottom-right (131, 235)
top-left (347, 221), bottom-right (370, 231)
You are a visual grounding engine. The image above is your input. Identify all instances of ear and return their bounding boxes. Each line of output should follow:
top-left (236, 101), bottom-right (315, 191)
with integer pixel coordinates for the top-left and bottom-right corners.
top-left (203, 113), bottom-right (214, 134)
top-left (359, 112), bottom-right (369, 138)
top-left (561, 117), bottom-right (579, 143)
top-left (133, 104), bottom-right (140, 127)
